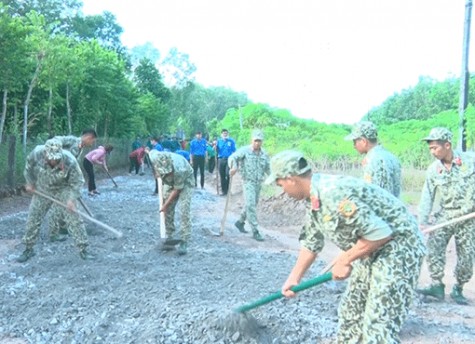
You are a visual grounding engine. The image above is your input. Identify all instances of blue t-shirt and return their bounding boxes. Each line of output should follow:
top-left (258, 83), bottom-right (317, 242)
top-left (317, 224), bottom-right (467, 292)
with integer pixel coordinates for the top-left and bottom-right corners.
top-left (217, 138), bottom-right (236, 158)
top-left (175, 150), bottom-right (190, 161)
top-left (153, 143), bottom-right (163, 151)
top-left (190, 138), bottom-right (207, 156)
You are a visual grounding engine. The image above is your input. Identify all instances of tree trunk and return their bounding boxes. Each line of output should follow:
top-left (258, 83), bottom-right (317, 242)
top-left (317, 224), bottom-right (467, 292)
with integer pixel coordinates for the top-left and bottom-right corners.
top-left (66, 81), bottom-right (72, 134)
top-left (0, 89), bottom-right (7, 144)
top-left (47, 86), bottom-right (53, 137)
top-left (23, 55), bottom-right (43, 151)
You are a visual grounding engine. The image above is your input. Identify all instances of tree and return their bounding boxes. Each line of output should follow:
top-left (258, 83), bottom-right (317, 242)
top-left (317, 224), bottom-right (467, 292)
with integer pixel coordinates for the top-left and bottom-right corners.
top-left (0, 4), bottom-right (31, 143)
top-left (134, 58), bottom-right (170, 101)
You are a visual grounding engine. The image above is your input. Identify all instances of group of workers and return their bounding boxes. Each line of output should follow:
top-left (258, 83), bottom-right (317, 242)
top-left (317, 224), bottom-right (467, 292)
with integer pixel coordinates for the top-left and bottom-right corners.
top-left (13, 121), bottom-right (475, 343)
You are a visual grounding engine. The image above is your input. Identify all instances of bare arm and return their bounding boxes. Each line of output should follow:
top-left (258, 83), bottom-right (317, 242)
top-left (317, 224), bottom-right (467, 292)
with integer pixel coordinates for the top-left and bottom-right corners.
top-left (282, 247), bottom-right (317, 297)
top-left (161, 188), bottom-right (181, 213)
top-left (332, 237), bottom-right (392, 280)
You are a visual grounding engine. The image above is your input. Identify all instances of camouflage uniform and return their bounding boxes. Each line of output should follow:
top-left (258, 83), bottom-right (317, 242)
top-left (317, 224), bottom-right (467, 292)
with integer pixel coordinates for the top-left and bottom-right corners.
top-left (149, 151), bottom-right (194, 243)
top-left (54, 135), bottom-right (83, 158)
top-left (345, 121), bottom-right (402, 197)
top-left (49, 135), bottom-right (84, 237)
top-left (228, 131), bottom-right (270, 235)
top-left (418, 128), bottom-right (475, 289)
top-left (22, 139), bottom-right (88, 253)
top-left (267, 150), bottom-right (425, 344)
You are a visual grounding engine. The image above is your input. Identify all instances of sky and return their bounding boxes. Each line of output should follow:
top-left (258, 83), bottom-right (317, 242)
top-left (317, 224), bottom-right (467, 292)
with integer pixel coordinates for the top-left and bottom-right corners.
top-left (81, 0), bottom-right (474, 124)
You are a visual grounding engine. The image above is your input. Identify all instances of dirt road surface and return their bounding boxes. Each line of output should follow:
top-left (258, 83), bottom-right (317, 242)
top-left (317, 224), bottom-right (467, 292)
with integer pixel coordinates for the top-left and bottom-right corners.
top-left (1, 169), bottom-right (474, 343)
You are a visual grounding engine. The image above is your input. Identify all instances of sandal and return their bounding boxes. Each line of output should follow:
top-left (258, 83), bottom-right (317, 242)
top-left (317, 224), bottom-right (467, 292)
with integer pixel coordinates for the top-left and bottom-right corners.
top-left (92, 190), bottom-right (101, 195)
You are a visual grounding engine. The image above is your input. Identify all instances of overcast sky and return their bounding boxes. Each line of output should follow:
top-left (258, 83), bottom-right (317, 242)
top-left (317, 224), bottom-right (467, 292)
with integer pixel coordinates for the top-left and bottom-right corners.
top-left (82, 0), bottom-right (474, 124)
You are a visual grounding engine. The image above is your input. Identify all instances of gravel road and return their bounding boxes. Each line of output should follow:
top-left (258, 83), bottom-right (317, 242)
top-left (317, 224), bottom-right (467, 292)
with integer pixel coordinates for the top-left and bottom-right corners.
top-left (1, 169), bottom-right (474, 343)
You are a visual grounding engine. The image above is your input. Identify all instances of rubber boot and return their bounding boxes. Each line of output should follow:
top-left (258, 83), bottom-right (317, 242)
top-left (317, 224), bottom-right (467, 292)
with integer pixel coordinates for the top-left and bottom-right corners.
top-left (252, 230), bottom-right (264, 242)
top-left (417, 283), bottom-right (445, 301)
top-left (50, 234), bottom-right (67, 242)
top-left (17, 248), bottom-right (35, 263)
top-left (450, 285), bottom-right (469, 305)
top-left (234, 220), bottom-right (247, 233)
top-left (177, 242), bottom-right (188, 256)
top-left (79, 247), bottom-right (95, 260)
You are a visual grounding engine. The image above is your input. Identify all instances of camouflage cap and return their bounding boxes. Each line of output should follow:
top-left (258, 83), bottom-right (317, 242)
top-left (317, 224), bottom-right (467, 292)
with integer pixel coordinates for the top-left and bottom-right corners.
top-left (265, 150), bottom-right (312, 184)
top-left (44, 138), bottom-right (63, 160)
top-left (149, 150), bottom-right (173, 175)
top-left (344, 121), bottom-right (378, 141)
top-left (421, 127), bottom-right (452, 143)
top-left (252, 129), bottom-right (264, 141)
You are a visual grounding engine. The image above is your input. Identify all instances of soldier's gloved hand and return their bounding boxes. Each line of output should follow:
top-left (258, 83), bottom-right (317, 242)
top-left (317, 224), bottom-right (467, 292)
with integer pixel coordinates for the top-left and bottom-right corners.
top-left (25, 184), bottom-right (35, 193)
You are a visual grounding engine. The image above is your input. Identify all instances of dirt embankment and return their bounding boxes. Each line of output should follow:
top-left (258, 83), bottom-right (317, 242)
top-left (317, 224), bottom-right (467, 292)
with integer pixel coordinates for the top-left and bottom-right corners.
top-left (0, 169), bottom-right (474, 343)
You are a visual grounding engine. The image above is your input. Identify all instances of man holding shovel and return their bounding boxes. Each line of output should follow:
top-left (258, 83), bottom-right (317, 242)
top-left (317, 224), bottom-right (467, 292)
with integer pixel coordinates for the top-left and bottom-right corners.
top-left (417, 127), bottom-right (475, 305)
top-left (229, 129), bottom-right (270, 241)
top-left (50, 129), bottom-right (97, 235)
top-left (17, 138), bottom-right (92, 262)
top-left (266, 150), bottom-right (425, 344)
top-left (148, 150), bottom-right (194, 255)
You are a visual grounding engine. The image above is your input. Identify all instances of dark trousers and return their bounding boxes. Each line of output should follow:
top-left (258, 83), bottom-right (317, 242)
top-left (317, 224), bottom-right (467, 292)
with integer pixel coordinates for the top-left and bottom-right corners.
top-left (208, 156), bottom-right (216, 173)
top-left (218, 158), bottom-right (230, 195)
top-left (192, 155), bottom-right (205, 188)
top-left (129, 157), bottom-right (140, 174)
top-left (83, 158), bottom-right (96, 192)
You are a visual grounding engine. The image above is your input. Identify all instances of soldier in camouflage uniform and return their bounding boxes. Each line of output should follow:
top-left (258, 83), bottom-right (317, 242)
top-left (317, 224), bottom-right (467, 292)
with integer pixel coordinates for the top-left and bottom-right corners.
top-left (229, 130), bottom-right (270, 241)
top-left (148, 150), bottom-right (194, 255)
top-left (53, 128), bottom-right (97, 159)
top-left (417, 127), bottom-right (475, 305)
top-left (49, 129), bottom-right (97, 237)
top-left (17, 139), bottom-right (92, 262)
top-left (266, 150), bottom-right (425, 344)
top-left (345, 121), bottom-right (402, 197)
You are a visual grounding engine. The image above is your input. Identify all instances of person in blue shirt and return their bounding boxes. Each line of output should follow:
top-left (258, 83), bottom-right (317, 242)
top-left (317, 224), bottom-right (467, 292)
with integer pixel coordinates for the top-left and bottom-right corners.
top-left (190, 131), bottom-right (207, 189)
top-left (175, 149), bottom-right (191, 162)
top-left (216, 129), bottom-right (236, 195)
top-left (151, 136), bottom-right (163, 152)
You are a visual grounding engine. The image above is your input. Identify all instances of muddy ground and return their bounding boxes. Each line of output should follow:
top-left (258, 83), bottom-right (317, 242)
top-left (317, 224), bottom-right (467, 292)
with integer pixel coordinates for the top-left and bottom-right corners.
top-left (1, 167), bottom-right (475, 343)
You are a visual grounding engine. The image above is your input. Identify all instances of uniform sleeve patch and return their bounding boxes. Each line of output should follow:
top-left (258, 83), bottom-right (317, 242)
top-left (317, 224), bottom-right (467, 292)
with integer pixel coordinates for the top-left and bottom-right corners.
top-left (338, 198), bottom-right (357, 218)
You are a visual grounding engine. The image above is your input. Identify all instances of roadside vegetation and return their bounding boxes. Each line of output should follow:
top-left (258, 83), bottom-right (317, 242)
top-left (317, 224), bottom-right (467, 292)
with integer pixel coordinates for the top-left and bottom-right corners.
top-left (1, 0), bottom-right (475, 200)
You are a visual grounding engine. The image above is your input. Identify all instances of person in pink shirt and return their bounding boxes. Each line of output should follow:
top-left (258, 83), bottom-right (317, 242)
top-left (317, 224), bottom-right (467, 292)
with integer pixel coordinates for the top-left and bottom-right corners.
top-left (83, 145), bottom-right (114, 196)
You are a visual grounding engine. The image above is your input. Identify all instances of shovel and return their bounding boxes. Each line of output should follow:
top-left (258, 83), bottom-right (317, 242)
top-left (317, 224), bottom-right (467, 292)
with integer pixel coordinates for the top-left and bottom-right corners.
top-left (104, 167), bottom-right (118, 187)
top-left (222, 272), bottom-right (333, 337)
top-left (234, 271), bottom-right (333, 314)
top-left (33, 189), bottom-right (123, 238)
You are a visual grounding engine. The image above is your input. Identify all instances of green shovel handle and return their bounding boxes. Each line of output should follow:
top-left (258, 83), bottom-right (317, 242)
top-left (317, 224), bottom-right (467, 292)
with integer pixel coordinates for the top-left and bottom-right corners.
top-left (234, 272), bottom-right (333, 313)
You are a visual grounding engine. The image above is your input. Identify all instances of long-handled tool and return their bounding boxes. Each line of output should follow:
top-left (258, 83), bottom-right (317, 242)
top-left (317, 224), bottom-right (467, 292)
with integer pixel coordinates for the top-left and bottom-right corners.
top-left (104, 168), bottom-right (118, 188)
top-left (234, 272), bottom-right (333, 314)
top-left (222, 272), bottom-right (333, 337)
top-left (78, 197), bottom-right (94, 217)
top-left (157, 177), bottom-right (166, 239)
top-left (33, 189), bottom-right (123, 238)
top-left (422, 211), bottom-right (475, 234)
top-left (220, 175), bottom-right (233, 236)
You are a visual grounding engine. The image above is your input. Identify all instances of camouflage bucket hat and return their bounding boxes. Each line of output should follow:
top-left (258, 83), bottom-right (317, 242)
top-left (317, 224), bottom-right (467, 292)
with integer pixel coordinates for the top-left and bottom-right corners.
top-left (252, 129), bottom-right (264, 141)
top-left (44, 138), bottom-right (63, 160)
top-left (421, 127), bottom-right (452, 143)
top-left (344, 121), bottom-right (378, 141)
top-left (265, 150), bottom-right (312, 184)
top-left (149, 150), bottom-right (173, 175)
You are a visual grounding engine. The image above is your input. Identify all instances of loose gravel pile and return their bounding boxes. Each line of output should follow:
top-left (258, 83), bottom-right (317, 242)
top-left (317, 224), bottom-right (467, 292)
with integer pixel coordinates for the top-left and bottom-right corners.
top-left (1, 171), bottom-right (475, 343)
